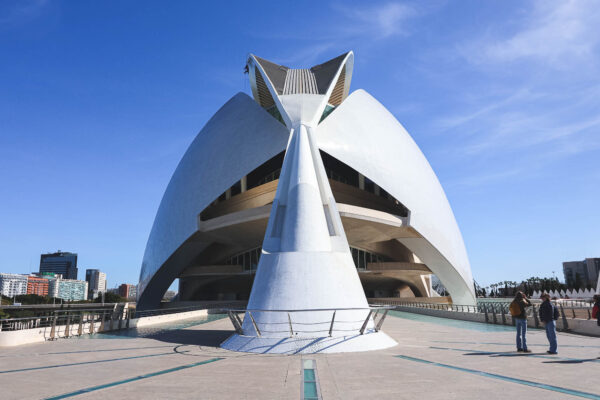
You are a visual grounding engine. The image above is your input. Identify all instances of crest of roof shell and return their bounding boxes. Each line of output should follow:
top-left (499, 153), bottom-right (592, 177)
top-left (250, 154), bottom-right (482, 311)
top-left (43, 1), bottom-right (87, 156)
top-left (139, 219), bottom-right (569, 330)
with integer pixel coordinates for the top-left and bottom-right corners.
top-left (247, 52), bottom-right (354, 128)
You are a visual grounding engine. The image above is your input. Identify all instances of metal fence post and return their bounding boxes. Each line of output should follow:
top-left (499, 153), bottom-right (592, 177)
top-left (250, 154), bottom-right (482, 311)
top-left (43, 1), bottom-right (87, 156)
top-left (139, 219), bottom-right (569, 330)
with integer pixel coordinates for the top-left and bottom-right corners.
top-left (65, 312), bottom-right (71, 338)
top-left (78, 312), bottom-right (83, 336)
top-left (375, 310), bottom-right (389, 332)
top-left (248, 311), bottom-right (261, 337)
top-left (288, 312), bottom-right (294, 337)
top-left (99, 311), bottom-right (106, 331)
top-left (328, 311), bottom-right (336, 337)
top-left (560, 304), bottom-right (569, 331)
top-left (483, 304), bottom-right (489, 323)
top-left (49, 311), bottom-right (57, 340)
top-left (89, 314), bottom-right (95, 334)
top-left (359, 310), bottom-right (373, 335)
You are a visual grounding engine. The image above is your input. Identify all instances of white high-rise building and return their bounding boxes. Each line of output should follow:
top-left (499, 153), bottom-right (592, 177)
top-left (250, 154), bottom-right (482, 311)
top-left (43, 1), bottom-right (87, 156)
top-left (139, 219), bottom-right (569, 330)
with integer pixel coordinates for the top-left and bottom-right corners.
top-left (85, 269), bottom-right (107, 300)
top-left (48, 278), bottom-right (88, 301)
top-left (0, 273), bottom-right (28, 297)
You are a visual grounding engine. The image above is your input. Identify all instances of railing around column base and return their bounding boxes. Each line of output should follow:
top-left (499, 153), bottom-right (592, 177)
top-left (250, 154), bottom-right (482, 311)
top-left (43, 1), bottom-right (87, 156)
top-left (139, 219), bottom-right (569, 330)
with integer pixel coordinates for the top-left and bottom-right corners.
top-left (225, 306), bottom-right (394, 338)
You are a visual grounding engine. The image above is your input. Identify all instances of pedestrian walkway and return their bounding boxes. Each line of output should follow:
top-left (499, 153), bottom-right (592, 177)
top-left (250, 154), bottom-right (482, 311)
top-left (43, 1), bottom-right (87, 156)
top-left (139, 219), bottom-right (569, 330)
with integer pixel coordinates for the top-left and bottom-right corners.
top-left (0, 311), bottom-right (598, 399)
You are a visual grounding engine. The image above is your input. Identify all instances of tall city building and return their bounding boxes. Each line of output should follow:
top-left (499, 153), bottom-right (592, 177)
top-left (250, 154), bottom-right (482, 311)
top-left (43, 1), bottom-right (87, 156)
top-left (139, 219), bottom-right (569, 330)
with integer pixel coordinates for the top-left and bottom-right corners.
top-left (85, 269), bottom-right (107, 300)
top-left (48, 278), bottom-right (88, 301)
top-left (26, 275), bottom-right (49, 296)
top-left (563, 258), bottom-right (600, 287)
top-left (39, 251), bottom-right (78, 280)
top-left (0, 273), bottom-right (28, 297)
top-left (118, 283), bottom-right (136, 299)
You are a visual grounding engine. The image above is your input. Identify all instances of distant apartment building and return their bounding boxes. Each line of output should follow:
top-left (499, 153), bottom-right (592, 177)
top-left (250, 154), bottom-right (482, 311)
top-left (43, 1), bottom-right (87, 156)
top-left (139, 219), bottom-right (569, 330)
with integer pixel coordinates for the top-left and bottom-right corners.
top-left (48, 278), bottom-right (88, 301)
top-left (85, 269), bottom-right (107, 300)
top-left (40, 251), bottom-right (78, 280)
top-left (118, 283), bottom-right (136, 299)
top-left (0, 273), bottom-right (28, 297)
top-left (26, 275), bottom-right (49, 296)
top-left (563, 258), bottom-right (600, 288)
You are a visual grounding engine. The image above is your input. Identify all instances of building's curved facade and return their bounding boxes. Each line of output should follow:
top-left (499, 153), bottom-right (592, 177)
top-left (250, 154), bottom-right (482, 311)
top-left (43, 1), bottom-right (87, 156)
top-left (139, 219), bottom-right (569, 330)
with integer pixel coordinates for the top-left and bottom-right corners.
top-left (138, 51), bottom-right (476, 310)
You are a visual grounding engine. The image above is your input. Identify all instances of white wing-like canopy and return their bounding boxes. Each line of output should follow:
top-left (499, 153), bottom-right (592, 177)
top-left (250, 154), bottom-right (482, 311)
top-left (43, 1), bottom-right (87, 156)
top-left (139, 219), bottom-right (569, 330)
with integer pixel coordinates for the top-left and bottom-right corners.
top-left (316, 89), bottom-right (476, 305)
top-left (137, 93), bottom-right (289, 309)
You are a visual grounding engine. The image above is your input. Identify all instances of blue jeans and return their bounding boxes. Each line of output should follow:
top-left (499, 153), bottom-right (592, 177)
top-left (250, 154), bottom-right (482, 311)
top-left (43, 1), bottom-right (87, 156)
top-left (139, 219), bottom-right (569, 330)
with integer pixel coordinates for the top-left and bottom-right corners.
top-left (545, 320), bottom-right (558, 353)
top-left (515, 318), bottom-right (527, 350)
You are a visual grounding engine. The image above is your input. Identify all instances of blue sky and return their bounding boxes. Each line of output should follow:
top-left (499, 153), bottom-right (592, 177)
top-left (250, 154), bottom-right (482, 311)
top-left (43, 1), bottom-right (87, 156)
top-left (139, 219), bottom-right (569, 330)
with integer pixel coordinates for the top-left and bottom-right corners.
top-left (1, 0), bottom-right (598, 290)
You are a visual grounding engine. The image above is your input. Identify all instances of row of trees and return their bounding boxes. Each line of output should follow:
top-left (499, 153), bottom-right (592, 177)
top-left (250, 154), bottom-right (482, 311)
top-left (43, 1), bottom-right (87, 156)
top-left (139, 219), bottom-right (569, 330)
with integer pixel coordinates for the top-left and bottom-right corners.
top-left (476, 276), bottom-right (597, 298)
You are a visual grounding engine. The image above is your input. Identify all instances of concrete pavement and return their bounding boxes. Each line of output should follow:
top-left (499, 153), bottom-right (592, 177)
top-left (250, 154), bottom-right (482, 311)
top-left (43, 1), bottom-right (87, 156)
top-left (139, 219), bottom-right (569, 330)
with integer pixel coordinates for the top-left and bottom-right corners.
top-left (1, 311), bottom-right (599, 399)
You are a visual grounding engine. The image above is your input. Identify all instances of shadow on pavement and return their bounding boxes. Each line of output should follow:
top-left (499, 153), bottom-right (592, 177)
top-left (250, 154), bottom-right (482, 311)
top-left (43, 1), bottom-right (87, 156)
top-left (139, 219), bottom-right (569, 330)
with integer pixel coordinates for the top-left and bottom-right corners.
top-left (463, 352), bottom-right (547, 357)
top-left (148, 329), bottom-right (233, 346)
top-left (542, 359), bottom-right (599, 364)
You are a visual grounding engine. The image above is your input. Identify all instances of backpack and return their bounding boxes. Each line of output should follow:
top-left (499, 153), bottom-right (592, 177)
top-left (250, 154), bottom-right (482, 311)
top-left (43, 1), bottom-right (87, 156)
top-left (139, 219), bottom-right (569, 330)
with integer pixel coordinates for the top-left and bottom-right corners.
top-left (509, 301), bottom-right (520, 317)
top-left (593, 304), bottom-right (599, 320)
top-left (553, 304), bottom-right (559, 320)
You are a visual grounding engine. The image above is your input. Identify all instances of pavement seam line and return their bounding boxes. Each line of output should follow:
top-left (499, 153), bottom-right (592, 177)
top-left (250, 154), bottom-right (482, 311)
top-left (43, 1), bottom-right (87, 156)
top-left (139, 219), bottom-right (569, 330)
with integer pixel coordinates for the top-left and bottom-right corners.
top-left (44, 357), bottom-right (224, 399)
top-left (430, 345), bottom-right (600, 363)
top-left (395, 355), bottom-right (600, 399)
top-left (0, 351), bottom-right (174, 374)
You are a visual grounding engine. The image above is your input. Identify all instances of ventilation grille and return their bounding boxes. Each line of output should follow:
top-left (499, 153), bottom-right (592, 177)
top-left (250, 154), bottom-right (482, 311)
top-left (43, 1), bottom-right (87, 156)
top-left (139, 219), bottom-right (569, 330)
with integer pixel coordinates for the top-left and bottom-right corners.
top-left (283, 69), bottom-right (319, 95)
top-left (327, 65), bottom-right (345, 106)
top-left (255, 69), bottom-right (275, 109)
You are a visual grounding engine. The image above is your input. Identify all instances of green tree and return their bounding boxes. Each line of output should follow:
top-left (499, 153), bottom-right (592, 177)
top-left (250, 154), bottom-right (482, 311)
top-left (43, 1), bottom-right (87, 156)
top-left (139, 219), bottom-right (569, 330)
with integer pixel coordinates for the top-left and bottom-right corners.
top-left (94, 292), bottom-right (125, 303)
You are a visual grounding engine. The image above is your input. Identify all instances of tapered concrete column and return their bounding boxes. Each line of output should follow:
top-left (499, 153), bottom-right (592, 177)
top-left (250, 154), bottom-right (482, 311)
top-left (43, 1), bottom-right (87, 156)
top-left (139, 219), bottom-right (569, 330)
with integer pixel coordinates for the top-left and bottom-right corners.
top-left (221, 124), bottom-right (397, 354)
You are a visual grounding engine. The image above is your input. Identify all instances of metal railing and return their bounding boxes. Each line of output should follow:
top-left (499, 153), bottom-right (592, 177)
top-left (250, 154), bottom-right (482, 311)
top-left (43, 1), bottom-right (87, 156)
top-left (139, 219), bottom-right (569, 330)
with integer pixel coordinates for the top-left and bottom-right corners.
top-left (134, 301), bottom-right (247, 318)
top-left (225, 306), bottom-right (394, 337)
top-left (0, 304), bottom-right (134, 339)
top-left (374, 298), bottom-right (596, 331)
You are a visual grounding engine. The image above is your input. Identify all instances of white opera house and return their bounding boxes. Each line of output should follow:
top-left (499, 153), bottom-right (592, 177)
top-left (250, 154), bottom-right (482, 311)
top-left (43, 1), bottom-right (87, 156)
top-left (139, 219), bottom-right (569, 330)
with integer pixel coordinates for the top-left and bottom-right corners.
top-left (137, 52), bottom-right (476, 352)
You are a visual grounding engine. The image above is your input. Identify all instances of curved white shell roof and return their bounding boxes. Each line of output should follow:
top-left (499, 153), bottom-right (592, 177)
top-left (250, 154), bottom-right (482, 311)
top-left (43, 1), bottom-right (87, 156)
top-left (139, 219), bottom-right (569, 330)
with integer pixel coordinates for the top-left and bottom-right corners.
top-left (138, 65), bottom-right (476, 308)
top-left (317, 89), bottom-right (475, 304)
top-left (138, 93), bottom-right (289, 309)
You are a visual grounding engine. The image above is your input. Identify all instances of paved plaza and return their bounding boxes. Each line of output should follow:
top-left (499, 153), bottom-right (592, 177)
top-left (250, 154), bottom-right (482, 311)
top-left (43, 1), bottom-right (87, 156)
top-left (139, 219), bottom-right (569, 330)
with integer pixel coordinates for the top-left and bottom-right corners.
top-left (1, 312), bottom-right (599, 399)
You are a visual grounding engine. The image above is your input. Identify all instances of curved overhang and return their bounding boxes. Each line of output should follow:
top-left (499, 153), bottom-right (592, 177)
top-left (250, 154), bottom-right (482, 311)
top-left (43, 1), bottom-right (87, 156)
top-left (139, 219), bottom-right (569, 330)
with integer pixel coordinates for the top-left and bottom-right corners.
top-left (137, 92), bottom-right (289, 309)
top-left (316, 89), bottom-right (476, 305)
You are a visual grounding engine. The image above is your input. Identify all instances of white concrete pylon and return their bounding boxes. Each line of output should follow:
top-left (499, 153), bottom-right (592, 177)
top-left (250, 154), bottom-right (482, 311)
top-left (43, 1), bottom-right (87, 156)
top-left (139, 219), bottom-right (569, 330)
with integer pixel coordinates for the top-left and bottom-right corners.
top-left (221, 123), bottom-right (397, 353)
top-left (222, 53), bottom-right (396, 354)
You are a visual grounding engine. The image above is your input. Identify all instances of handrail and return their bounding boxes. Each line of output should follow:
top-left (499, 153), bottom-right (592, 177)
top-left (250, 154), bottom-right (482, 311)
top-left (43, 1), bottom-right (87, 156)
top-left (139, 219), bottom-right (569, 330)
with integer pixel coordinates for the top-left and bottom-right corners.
top-left (375, 299), bottom-right (595, 322)
top-left (225, 306), bottom-right (393, 337)
top-left (227, 305), bottom-right (395, 313)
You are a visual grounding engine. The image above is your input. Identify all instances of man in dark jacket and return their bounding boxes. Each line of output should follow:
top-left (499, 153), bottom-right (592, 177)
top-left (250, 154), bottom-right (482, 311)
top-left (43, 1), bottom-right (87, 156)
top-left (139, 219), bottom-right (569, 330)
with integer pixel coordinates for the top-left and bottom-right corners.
top-left (539, 293), bottom-right (559, 354)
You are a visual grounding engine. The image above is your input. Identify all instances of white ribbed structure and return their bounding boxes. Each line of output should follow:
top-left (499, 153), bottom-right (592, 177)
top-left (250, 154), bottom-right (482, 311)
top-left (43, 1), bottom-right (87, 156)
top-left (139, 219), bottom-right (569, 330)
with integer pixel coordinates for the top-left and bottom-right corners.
top-left (283, 69), bottom-right (319, 95)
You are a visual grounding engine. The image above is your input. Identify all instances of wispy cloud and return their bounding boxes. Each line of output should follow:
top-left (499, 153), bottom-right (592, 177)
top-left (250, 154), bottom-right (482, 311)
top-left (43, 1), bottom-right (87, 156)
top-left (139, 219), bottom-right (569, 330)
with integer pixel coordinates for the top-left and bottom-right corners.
top-left (447, 167), bottom-right (526, 188)
top-left (465, 0), bottom-right (600, 67)
top-left (255, 2), bottom-right (421, 66)
top-left (333, 2), bottom-right (417, 39)
top-left (428, 1), bottom-right (600, 189)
